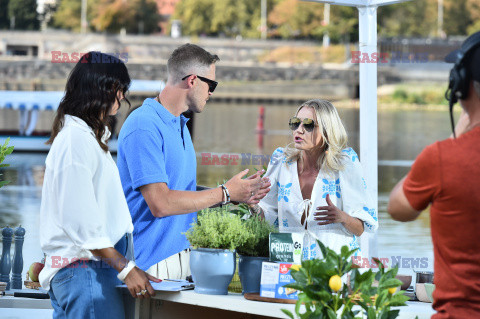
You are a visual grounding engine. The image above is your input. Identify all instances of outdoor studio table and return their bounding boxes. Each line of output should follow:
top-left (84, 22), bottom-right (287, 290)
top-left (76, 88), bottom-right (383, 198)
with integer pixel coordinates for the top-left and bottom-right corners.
top-left (0, 288), bottom-right (436, 318)
top-left (121, 289), bottom-right (436, 319)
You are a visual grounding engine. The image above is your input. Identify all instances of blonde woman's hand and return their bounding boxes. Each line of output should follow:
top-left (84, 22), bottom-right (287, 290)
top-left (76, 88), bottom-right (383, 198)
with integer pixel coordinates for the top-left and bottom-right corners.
top-left (225, 169), bottom-right (263, 203)
top-left (246, 175), bottom-right (270, 206)
top-left (313, 194), bottom-right (348, 225)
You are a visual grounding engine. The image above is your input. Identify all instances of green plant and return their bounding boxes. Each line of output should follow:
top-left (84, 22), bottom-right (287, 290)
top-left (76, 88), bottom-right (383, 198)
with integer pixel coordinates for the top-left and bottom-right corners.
top-left (282, 240), bottom-right (409, 319)
top-left (236, 215), bottom-right (277, 257)
top-left (391, 89), bottom-right (408, 102)
top-left (0, 138), bottom-right (14, 189)
top-left (185, 207), bottom-right (254, 251)
top-left (229, 203), bottom-right (252, 219)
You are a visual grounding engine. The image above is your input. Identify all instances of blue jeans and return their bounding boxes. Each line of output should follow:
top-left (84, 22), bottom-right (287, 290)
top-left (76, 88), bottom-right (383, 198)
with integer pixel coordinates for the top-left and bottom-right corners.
top-left (48, 235), bottom-right (130, 319)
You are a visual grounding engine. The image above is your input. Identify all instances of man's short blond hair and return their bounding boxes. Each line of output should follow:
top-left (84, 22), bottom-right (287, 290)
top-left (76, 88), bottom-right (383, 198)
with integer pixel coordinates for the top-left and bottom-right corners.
top-left (167, 44), bottom-right (219, 84)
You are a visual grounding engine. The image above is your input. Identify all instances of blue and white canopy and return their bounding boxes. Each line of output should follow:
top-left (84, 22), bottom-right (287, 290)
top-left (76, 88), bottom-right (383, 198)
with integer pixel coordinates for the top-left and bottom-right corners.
top-left (0, 80), bottom-right (165, 111)
top-left (0, 91), bottom-right (64, 111)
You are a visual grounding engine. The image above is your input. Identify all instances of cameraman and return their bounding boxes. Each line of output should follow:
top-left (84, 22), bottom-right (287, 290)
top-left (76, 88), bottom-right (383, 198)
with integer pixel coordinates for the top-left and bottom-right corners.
top-left (387, 31), bottom-right (480, 318)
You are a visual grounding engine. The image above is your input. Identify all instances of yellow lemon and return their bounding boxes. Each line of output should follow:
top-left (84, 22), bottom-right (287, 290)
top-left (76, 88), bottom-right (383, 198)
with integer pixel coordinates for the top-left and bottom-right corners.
top-left (329, 275), bottom-right (342, 292)
top-left (290, 264), bottom-right (301, 271)
top-left (388, 287), bottom-right (397, 294)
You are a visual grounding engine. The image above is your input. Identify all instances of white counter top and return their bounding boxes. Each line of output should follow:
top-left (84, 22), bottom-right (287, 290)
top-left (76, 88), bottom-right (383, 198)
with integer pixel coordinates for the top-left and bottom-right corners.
top-left (0, 288), bottom-right (435, 319)
top-left (150, 290), bottom-right (292, 318)
top-left (135, 289), bottom-right (436, 319)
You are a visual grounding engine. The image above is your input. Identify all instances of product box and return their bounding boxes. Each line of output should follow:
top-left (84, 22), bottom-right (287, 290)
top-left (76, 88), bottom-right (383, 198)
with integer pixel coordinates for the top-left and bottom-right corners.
top-left (259, 262), bottom-right (299, 300)
top-left (269, 232), bottom-right (304, 264)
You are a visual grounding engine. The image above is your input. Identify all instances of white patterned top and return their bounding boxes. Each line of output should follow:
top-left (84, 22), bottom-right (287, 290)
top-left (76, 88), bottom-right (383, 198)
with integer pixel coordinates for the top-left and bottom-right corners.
top-left (259, 147), bottom-right (378, 259)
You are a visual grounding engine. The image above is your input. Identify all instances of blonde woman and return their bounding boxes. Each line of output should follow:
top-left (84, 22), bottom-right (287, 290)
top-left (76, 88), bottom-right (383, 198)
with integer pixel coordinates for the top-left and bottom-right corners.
top-left (251, 99), bottom-right (378, 259)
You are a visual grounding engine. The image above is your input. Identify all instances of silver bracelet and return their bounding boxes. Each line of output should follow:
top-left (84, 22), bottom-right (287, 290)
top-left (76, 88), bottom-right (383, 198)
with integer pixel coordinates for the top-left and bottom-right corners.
top-left (220, 184), bottom-right (231, 204)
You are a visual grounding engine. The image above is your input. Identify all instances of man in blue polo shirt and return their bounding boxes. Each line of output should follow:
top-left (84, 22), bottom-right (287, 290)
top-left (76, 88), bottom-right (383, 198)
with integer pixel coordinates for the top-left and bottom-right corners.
top-left (117, 44), bottom-right (270, 280)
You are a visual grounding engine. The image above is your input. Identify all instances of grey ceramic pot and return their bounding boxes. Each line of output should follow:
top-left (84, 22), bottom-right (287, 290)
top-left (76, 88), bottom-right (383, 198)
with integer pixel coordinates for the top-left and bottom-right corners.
top-left (238, 255), bottom-right (269, 294)
top-left (190, 248), bottom-right (236, 295)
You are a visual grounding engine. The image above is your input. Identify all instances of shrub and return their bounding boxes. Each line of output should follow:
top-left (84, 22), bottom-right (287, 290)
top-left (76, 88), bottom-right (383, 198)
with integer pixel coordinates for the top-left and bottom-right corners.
top-left (392, 89), bottom-right (408, 101)
top-left (406, 93), bottom-right (426, 104)
top-left (237, 214), bottom-right (278, 257)
top-left (185, 207), bottom-right (254, 251)
top-left (283, 240), bottom-right (409, 319)
top-left (0, 138), bottom-right (14, 189)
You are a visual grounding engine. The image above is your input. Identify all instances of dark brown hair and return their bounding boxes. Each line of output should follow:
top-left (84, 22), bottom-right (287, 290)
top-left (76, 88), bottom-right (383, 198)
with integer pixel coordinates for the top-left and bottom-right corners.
top-left (47, 51), bottom-right (131, 152)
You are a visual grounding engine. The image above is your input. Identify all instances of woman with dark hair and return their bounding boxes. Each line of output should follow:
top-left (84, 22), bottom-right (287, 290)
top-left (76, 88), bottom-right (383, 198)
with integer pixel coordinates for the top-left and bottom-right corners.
top-left (39, 52), bottom-right (160, 318)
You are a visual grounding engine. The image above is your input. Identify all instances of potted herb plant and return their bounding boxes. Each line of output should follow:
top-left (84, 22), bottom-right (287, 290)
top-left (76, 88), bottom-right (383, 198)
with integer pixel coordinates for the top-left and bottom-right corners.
top-left (0, 138), bottom-right (14, 189)
top-left (236, 209), bottom-right (277, 294)
top-left (185, 207), bottom-right (254, 295)
top-left (283, 240), bottom-right (410, 319)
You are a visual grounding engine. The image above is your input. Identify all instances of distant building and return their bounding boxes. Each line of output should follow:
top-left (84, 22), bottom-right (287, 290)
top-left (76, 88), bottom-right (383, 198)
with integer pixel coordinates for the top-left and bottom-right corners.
top-left (156, 0), bottom-right (181, 35)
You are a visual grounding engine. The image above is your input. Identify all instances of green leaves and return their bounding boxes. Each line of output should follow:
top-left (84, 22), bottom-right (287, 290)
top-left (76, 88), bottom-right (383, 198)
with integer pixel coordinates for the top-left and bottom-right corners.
top-left (282, 240), bottom-right (408, 319)
top-left (184, 207), bottom-right (254, 250)
top-left (387, 294), bottom-right (410, 307)
top-left (52, 0), bottom-right (160, 34)
top-left (8, 0), bottom-right (39, 31)
top-left (186, 206), bottom-right (277, 253)
top-left (282, 309), bottom-right (295, 319)
top-left (0, 138), bottom-right (14, 189)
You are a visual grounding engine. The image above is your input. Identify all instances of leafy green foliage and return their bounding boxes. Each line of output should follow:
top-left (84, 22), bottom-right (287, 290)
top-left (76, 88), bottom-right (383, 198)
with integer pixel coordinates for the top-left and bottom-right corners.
top-left (228, 203), bottom-right (251, 219)
top-left (237, 215), bottom-right (277, 257)
top-left (385, 88), bottom-right (448, 106)
top-left (173, 0), bottom-right (278, 38)
top-left (52, 0), bottom-right (159, 33)
top-left (0, 138), bottom-right (14, 189)
top-left (8, 0), bottom-right (39, 30)
top-left (284, 240), bottom-right (409, 319)
top-left (268, 0), bottom-right (358, 42)
top-left (92, 0), bottom-right (159, 34)
top-left (185, 207), bottom-right (255, 251)
top-left (187, 199), bottom-right (278, 255)
top-left (52, 0), bottom-right (95, 32)
top-left (0, 0), bottom-right (10, 29)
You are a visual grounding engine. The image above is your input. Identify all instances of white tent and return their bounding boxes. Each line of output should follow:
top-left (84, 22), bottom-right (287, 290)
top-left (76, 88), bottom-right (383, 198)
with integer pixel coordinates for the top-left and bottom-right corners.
top-left (0, 80), bottom-right (165, 111)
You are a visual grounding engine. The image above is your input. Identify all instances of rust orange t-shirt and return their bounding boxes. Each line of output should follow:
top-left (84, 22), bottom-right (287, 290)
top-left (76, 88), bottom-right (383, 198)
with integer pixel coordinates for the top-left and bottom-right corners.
top-left (403, 126), bottom-right (480, 318)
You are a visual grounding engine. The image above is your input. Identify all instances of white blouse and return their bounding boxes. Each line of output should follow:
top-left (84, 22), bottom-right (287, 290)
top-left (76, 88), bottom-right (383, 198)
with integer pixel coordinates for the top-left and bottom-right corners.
top-left (39, 115), bottom-right (134, 290)
top-left (259, 147), bottom-right (378, 260)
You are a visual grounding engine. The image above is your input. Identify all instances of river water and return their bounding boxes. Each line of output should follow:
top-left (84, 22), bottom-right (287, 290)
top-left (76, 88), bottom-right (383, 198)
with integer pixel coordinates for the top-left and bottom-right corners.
top-left (0, 102), bottom-right (455, 281)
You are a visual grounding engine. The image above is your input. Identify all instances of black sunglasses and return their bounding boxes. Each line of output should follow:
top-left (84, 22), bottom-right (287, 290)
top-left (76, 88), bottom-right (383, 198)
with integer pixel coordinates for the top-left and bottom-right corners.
top-left (181, 74), bottom-right (218, 93)
top-left (289, 117), bottom-right (316, 132)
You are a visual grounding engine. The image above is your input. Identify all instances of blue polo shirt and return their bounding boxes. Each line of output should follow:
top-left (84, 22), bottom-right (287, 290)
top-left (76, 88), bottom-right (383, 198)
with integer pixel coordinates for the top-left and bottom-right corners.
top-left (117, 98), bottom-right (197, 271)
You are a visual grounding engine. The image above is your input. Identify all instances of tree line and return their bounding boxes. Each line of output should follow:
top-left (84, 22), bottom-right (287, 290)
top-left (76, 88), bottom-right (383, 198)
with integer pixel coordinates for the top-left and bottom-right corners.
top-left (174, 0), bottom-right (480, 41)
top-left (0, 0), bottom-right (160, 33)
top-left (0, 0), bottom-right (479, 40)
